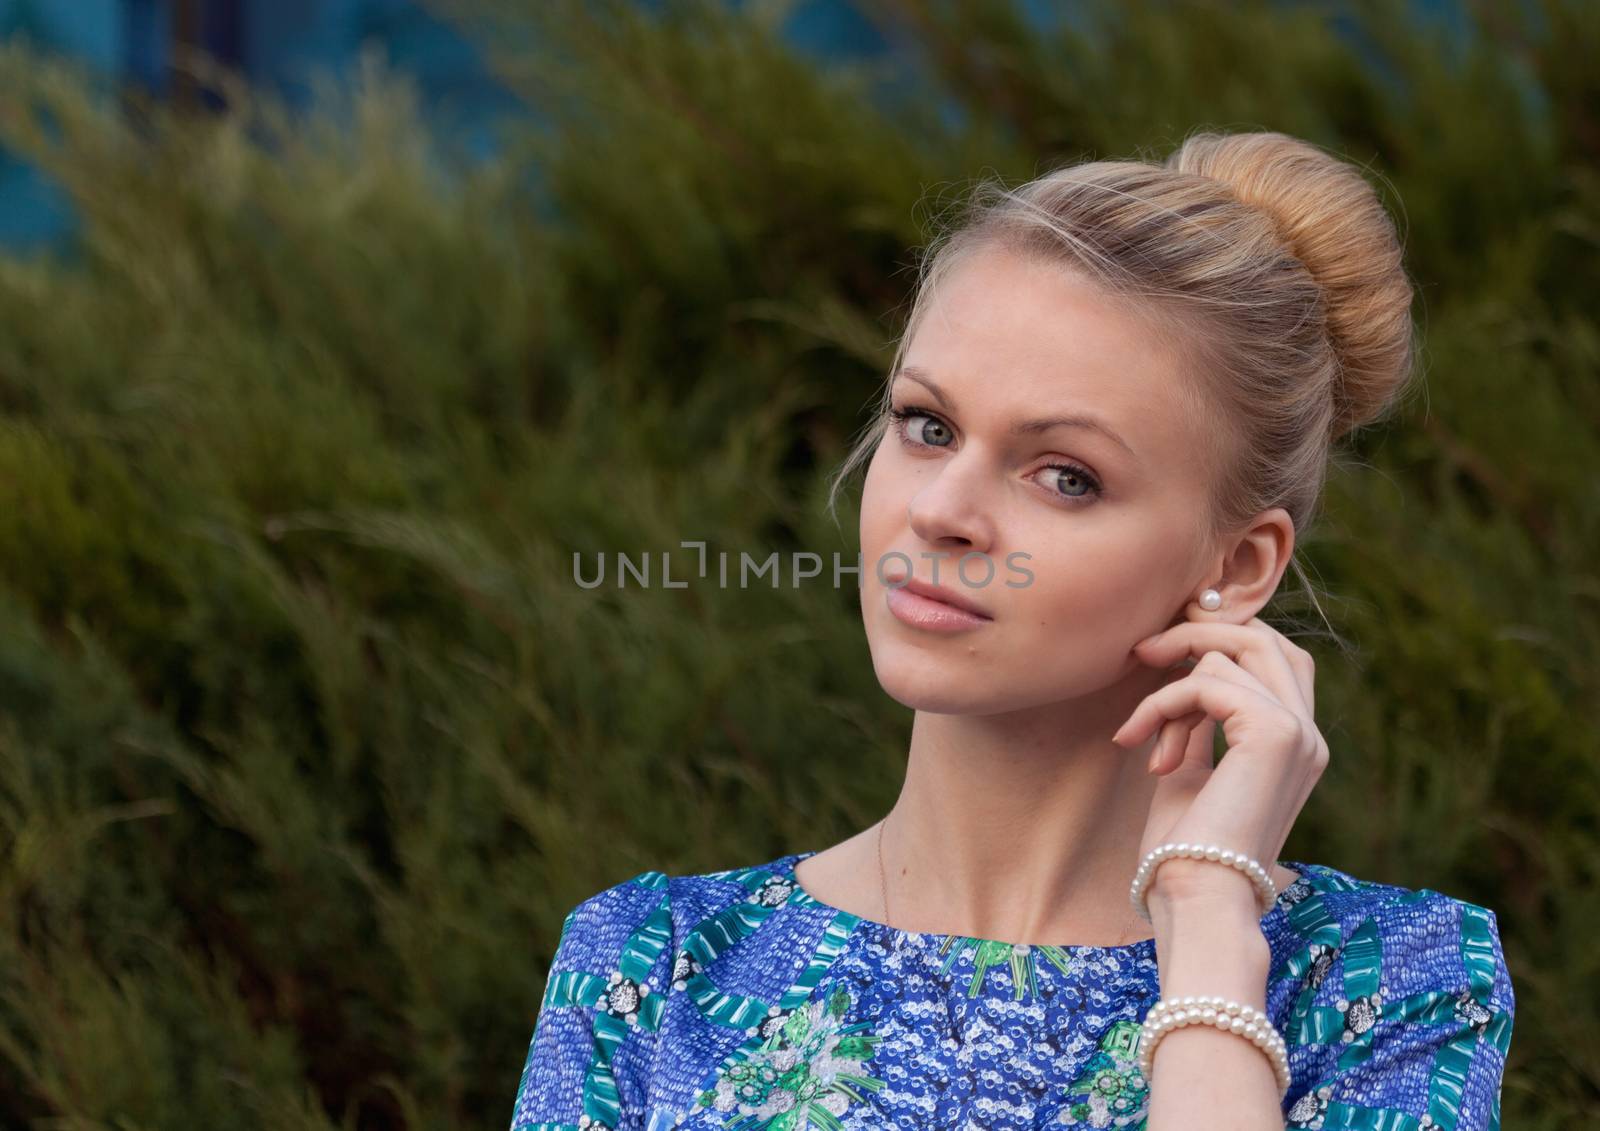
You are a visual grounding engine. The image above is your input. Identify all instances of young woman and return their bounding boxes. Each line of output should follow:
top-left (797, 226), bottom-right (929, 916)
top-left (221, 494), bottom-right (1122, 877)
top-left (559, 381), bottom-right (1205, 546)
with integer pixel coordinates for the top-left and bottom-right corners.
top-left (508, 131), bottom-right (1514, 1131)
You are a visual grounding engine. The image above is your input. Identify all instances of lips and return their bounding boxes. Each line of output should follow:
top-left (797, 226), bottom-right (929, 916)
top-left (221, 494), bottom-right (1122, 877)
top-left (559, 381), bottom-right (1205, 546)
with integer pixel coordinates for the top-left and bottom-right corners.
top-left (889, 574), bottom-right (993, 620)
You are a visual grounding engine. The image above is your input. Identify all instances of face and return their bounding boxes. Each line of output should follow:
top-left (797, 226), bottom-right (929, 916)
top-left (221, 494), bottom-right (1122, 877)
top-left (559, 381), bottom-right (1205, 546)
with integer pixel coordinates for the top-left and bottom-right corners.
top-left (859, 243), bottom-right (1219, 715)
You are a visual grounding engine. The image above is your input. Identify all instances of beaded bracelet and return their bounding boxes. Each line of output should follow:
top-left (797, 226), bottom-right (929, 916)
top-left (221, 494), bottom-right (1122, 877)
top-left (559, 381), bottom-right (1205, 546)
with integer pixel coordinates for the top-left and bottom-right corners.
top-left (1129, 844), bottom-right (1289, 1099)
top-left (1138, 995), bottom-right (1291, 1099)
top-left (1128, 841), bottom-right (1278, 923)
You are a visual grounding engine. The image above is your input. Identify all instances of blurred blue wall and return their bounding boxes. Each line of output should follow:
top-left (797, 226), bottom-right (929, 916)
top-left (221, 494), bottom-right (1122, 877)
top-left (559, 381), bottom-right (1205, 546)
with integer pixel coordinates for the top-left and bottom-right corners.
top-left (0, 0), bottom-right (1470, 254)
top-left (0, 0), bottom-right (899, 252)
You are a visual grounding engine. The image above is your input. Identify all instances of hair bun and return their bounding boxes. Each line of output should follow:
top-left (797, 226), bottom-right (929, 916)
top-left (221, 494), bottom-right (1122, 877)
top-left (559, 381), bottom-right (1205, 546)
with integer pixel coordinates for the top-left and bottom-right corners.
top-left (1171, 131), bottom-right (1418, 438)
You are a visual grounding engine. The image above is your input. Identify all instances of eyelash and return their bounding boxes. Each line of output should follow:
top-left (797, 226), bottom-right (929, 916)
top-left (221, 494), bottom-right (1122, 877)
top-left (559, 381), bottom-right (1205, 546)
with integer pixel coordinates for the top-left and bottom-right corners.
top-left (886, 405), bottom-right (1105, 506)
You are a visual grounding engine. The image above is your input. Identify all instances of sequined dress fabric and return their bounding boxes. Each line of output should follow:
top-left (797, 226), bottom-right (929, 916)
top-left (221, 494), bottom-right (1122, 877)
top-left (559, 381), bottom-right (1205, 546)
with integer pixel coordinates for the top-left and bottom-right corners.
top-left (508, 850), bottom-right (1513, 1131)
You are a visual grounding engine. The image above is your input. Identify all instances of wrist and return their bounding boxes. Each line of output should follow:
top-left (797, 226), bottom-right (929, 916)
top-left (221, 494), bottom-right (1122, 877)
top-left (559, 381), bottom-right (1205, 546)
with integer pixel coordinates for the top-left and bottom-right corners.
top-left (1149, 887), bottom-right (1272, 1004)
top-left (1145, 854), bottom-right (1265, 912)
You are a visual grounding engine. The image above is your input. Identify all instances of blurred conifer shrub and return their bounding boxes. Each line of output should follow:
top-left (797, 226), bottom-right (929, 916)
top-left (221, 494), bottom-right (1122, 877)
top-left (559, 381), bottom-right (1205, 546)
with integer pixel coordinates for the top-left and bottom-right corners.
top-left (0, 0), bottom-right (1592, 1125)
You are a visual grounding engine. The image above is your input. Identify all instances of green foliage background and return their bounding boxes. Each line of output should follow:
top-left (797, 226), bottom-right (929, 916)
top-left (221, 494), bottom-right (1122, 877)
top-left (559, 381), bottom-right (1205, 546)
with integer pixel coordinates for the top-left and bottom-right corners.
top-left (0, 0), bottom-right (1593, 1126)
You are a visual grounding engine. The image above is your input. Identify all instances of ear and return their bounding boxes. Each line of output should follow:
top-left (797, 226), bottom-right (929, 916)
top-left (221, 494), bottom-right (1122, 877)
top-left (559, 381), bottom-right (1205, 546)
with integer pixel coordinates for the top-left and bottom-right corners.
top-left (1203, 507), bottom-right (1295, 620)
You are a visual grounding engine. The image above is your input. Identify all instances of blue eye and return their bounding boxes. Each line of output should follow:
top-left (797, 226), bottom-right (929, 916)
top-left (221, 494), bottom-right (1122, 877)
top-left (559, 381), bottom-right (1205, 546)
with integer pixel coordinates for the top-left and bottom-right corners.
top-left (1041, 462), bottom-right (1103, 503)
top-left (886, 404), bottom-right (1104, 508)
top-left (887, 406), bottom-right (952, 447)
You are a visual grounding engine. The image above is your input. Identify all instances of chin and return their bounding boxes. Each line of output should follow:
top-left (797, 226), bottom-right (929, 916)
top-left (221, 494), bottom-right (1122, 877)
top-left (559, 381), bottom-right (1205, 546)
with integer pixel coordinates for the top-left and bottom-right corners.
top-left (867, 645), bottom-right (1021, 715)
top-left (866, 628), bottom-right (1126, 717)
top-left (875, 676), bottom-right (1002, 716)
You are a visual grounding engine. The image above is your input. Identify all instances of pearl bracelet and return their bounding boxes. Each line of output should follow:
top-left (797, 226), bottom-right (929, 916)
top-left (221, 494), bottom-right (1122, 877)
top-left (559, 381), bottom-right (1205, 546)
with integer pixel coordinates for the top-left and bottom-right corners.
top-left (1138, 995), bottom-right (1292, 1099)
top-left (1128, 842), bottom-right (1278, 923)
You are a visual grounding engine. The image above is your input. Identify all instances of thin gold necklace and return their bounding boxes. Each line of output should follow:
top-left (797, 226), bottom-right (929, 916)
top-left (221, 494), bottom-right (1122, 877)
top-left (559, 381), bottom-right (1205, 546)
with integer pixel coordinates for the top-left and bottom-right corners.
top-left (875, 808), bottom-right (1146, 946)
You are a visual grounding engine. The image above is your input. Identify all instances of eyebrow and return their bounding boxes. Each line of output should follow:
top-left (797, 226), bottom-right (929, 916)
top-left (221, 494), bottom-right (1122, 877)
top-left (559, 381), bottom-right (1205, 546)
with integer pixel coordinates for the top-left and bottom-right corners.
top-left (891, 366), bottom-right (1137, 457)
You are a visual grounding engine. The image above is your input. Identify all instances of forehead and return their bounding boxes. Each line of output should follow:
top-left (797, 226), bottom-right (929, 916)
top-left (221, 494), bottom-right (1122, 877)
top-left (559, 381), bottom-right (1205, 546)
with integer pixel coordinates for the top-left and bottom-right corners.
top-left (901, 245), bottom-right (1199, 452)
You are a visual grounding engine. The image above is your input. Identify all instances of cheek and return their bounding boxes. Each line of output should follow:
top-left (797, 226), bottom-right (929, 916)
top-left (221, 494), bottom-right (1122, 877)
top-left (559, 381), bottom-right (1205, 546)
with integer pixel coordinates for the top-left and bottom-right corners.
top-left (1009, 510), bottom-right (1191, 629)
top-left (858, 449), bottom-right (900, 562)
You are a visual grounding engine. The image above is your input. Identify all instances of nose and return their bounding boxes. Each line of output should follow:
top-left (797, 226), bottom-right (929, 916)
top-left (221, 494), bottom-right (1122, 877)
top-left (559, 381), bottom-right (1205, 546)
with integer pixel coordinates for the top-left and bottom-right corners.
top-left (905, 452), bottom-right (997, 555)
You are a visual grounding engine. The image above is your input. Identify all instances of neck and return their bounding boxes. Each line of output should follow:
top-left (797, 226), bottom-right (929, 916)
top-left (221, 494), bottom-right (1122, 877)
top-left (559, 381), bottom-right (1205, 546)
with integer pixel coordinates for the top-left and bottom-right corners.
top-left (878, 672), bottom-right (1169, 946)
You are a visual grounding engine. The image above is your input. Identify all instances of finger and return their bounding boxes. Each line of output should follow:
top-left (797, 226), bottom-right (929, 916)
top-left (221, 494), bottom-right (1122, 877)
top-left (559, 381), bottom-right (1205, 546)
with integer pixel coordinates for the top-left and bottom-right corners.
top-left (1124, 651), bottom-right (1277, 775)
top-left (1148, 708), bottom-right (1209, 775)
top-left (1246, 615), bottom-right (1317, 718)
top-left (1134, 620), bottom-right (1302, 712)
top-left (1133, 619), bottom-right (1310, 719)
top-left (1135, 668), bottom-right (1199, 773)
top-left (1113, 669), bottom-right (1303, 755)
top-left (1192, 648), bottom-right (1280, 703)
top-left (1144, 653), bottom-right (1264, 774)
top-left (1134, 618), bottom-right (1302, 710)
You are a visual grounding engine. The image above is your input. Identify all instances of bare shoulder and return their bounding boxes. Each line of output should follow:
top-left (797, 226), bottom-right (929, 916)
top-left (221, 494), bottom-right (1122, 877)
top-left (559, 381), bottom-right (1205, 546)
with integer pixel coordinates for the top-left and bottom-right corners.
top-left (791, 826), bottom-right (880, 914)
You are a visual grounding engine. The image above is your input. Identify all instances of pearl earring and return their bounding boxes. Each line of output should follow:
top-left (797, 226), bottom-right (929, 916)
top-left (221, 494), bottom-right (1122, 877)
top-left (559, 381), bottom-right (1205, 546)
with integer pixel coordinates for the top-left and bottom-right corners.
top-left (1199, 588), bottom-right (1222, 611)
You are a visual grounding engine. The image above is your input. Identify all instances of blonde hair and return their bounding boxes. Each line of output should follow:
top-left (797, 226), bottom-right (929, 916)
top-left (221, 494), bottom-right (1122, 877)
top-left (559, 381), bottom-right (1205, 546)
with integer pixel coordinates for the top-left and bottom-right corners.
top-left (827, 130), bottom-right (1420, 643)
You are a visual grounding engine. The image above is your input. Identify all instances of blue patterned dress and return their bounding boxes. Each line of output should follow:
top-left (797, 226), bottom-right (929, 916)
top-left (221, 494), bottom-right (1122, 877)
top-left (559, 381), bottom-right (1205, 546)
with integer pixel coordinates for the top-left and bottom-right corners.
top-left (508, 849), bottom-right (1514, 1131)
